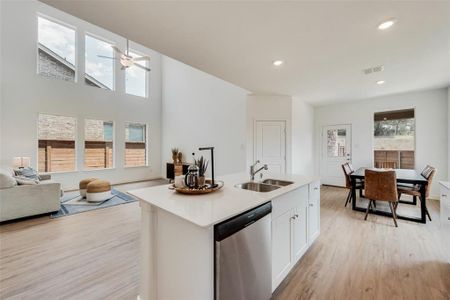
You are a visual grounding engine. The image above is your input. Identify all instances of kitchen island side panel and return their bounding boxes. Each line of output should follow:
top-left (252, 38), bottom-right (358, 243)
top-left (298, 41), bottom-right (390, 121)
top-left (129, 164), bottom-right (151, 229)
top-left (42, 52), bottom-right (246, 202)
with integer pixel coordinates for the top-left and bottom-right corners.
top-left (140, 201), bottom-right (214, 300)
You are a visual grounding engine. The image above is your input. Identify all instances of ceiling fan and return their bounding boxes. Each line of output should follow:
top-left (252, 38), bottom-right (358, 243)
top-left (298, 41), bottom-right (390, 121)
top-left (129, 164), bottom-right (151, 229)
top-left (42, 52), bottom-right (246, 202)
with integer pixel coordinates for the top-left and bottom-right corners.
top-left (98, 39), bottom-right (151, 72)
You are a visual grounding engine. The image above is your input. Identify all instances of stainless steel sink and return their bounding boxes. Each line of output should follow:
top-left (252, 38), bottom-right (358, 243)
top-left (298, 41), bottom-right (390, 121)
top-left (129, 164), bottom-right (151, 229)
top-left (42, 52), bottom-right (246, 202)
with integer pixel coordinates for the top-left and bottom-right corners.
top-left (235, 182), bottom-right (280, 193)
top-left (261, 179), bottom-right (294, 186)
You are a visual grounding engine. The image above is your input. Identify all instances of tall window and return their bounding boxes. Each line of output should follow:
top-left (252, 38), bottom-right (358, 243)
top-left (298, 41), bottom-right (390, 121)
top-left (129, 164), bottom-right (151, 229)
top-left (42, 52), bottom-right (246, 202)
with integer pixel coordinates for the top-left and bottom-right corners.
top-left (125, 51), bottom-right (148, 98)
top-left (37, 16), bottom-right (76, 82)
top-left (38, 114), bottom-right (77, 172)
top-left (374, 109), bottom-right (415, 169)
top-left (85, 34), bottom-right (114, 90)
top-left (125, 123), bottom-right (147, 167)
top-left (84, 119), bottom-right (114, 169)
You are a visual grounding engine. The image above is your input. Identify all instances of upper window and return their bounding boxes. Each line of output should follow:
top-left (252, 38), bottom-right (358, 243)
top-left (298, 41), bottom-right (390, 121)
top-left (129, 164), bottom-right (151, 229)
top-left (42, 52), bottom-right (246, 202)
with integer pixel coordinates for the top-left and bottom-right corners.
top-left (38, 114), bottom-right (77, 173)
top-left (374, 109), bottom-right (415, 169)
top-left (37, 16), bottom-right (76, 82)
top-left (84, 119), bottom-right (114, 169)
top-left (85, 34), bottom-right (114, 90)
top-left (125, 51), bottom-right (148, 98)
top-left (125, 123), bottom-right (147, 167)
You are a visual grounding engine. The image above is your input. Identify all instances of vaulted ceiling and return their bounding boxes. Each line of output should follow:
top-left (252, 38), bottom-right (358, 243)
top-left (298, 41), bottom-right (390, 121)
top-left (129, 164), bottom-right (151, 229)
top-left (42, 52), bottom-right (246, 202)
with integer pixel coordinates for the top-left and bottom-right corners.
top-left (41, 1), bottom-right (450, 105)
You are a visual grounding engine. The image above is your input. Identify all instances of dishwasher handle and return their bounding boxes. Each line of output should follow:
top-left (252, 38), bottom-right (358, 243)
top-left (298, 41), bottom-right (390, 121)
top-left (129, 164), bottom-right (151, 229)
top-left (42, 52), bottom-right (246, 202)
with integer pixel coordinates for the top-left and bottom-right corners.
top-left (214, 202), bottom-right (272, 242)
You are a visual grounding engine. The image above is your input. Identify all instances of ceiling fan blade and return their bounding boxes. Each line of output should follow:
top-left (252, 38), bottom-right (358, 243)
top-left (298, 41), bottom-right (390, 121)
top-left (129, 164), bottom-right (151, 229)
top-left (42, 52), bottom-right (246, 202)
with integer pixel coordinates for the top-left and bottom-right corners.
top-left (133, 56), bottom-right (151, 62)
top-left (134, 63), bottom-right (151, 72)
top-left (111, 45), bottom-right (124, 55)
top-left (97, 55), bottom-right (117, 60)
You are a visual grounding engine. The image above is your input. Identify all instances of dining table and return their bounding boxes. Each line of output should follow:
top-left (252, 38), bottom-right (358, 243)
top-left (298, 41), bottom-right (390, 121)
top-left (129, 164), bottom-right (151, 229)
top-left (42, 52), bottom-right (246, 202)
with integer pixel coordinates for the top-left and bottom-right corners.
top-left (350, 167), bottom-right (429, 224)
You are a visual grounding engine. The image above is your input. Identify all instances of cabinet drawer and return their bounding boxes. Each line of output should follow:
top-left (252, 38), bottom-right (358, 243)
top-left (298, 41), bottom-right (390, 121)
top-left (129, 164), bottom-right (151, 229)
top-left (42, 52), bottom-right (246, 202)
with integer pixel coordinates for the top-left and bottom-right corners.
top-left (272, 186), bottom-right (308, 219)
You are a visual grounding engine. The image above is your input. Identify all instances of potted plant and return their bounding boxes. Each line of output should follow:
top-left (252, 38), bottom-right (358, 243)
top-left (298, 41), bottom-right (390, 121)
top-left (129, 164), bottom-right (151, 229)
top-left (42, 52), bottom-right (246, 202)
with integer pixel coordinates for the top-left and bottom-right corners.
top-left (177, 151), bottom-right (183, 164)
top-left (195, 156), bottom-right (209, 187)
top-left (171, 148), bottom-right (179, 164)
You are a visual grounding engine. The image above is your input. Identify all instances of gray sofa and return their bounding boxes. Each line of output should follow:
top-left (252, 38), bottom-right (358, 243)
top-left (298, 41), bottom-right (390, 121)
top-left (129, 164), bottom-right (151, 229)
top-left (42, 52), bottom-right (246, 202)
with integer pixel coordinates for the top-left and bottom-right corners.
top-left (0, 171), bottom-right (61, 222)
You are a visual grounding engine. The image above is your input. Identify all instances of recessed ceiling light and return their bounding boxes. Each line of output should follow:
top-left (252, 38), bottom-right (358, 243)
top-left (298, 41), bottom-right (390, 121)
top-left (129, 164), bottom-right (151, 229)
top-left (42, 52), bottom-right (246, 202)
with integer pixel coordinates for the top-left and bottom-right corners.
top-left (376, 80), bottom-right (386, 85)
top-left (273, 60), bottom-right (284, 66)
top-left (378, 18), bottom-right (397, 30)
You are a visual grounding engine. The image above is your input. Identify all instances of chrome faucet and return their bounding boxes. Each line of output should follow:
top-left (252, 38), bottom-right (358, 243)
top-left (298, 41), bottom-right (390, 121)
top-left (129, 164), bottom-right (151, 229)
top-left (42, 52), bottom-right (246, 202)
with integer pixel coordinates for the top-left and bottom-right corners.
top-left (250, 160), bottom-right (268, 181)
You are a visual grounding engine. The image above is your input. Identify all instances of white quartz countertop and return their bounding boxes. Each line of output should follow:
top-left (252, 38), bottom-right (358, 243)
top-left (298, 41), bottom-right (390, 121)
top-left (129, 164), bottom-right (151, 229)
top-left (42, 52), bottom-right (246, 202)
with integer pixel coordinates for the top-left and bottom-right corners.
top-left (439, 181), bottom-right (450, 189)
top-left (129, 172), bottom-right (320, 228)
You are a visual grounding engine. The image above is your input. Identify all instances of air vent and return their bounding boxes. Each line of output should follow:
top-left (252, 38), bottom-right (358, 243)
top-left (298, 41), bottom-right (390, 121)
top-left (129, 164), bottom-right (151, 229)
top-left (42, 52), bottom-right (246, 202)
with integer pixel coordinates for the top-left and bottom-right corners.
top-left (362, 65), bottom-right (384, 75)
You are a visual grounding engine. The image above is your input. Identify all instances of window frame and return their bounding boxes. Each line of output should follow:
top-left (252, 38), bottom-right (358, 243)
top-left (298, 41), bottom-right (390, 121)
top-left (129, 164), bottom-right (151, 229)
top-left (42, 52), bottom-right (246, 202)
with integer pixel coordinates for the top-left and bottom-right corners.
top-left (83, 119), bottom-right (115, 171)
top-left (84, 32), bottom-right (116, 91)
top-left (36, 13), bottom-right (78, 82)
top-left (125, 48), bottom-right (149, 98)
top-left (372, 108), bottom-right (416, 170)
top-left (124, 122), bottom-right (148, 168)
top-left (37, 112), bottom-right (78, 174)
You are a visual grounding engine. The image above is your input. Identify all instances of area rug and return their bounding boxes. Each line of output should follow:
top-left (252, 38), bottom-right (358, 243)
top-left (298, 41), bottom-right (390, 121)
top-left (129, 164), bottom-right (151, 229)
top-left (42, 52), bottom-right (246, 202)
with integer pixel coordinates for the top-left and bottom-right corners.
top-left (51, 189), bottom-right (138, 218)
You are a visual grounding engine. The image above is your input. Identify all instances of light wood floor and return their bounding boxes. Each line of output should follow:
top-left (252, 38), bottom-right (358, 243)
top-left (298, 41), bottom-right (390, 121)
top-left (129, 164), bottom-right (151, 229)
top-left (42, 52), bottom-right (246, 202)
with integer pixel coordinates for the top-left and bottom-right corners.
top-left (1, 185), bottom-right (449, 300)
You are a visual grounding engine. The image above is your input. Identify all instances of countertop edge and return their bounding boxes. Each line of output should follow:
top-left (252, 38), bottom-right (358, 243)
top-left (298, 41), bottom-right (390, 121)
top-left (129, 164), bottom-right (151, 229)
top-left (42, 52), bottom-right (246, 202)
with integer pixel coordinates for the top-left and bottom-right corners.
top-left (130, 173), bottom-right (321, 228)
top-left (439, 181), bottom-right (450, 190)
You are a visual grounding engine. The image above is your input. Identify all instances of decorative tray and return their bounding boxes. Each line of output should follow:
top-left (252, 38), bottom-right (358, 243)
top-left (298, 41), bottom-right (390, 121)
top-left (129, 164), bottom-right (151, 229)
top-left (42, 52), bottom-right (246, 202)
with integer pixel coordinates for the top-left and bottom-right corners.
top-left (169, 179), bottom-right (224, 195)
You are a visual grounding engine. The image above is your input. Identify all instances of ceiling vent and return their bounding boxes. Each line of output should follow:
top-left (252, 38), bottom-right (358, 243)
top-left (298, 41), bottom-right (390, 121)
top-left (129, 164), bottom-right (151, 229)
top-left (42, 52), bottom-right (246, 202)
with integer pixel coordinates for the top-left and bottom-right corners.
top-left (362, 65), bottom-right (384, 75)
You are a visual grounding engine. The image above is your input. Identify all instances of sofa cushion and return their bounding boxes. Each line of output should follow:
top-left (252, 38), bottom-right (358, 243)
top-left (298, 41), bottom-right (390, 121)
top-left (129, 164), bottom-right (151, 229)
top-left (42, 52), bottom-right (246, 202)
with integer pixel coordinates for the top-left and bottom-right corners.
top-left (14, 167), bottom-right (40, 181)
top-left (0, 171), bottom-right (17, 189)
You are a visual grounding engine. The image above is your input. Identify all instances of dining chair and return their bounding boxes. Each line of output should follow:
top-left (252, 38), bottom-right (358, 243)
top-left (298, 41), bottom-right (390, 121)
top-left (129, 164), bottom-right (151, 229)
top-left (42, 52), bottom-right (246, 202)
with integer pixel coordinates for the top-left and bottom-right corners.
top-left (398, 165), bottom-right (432, 190)
top-left (364, 169), bottom-right (399, 227)
top-left (397, 166), bottom-right (435, 221)
top-left (421, 165), bottom-right (433, 178)
top-left (341, 163), bottom-right (364, 207)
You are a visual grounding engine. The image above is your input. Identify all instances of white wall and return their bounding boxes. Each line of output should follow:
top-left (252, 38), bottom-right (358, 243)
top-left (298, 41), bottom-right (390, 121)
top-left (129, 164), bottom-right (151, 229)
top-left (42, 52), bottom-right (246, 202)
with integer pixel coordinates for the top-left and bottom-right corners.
top-left (448, 87), bottom-right (450, 181)
top-left (0, 1), bottom-right (162, 190)
top-left (314, 88), bottom-right (449, 198)
top-left (292, 97), bottom-right (314, 175)
top-left (246, 95), bottom-right (292, 173)
top-left (161, 56), bottom-right (248, 177)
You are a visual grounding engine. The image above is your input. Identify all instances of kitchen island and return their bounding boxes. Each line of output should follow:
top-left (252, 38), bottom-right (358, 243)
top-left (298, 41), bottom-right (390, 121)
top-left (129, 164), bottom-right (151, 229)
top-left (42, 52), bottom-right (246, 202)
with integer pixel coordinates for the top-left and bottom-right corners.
top-left (129, 173), bottom-right (320, 300)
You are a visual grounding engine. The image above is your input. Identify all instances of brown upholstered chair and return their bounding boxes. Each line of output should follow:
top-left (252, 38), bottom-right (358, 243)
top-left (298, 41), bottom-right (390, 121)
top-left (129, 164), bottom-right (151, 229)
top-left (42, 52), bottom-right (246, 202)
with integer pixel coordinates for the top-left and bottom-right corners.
top-left (364, 169), bottom-right (399, 227)
top-left (342, 163), bottom-right (364, 207)
top-left (398, 166), bottom-right (435, 221)
top-left (398, 165), bottom-right (432, 190)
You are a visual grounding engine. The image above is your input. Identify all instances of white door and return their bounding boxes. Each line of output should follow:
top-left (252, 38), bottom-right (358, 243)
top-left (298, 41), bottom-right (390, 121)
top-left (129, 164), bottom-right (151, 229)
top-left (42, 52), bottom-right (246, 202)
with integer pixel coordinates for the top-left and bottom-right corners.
top-left (320, 125), bottom-right (351, 186)
top-left (255, 121), bottom-right (286, 174)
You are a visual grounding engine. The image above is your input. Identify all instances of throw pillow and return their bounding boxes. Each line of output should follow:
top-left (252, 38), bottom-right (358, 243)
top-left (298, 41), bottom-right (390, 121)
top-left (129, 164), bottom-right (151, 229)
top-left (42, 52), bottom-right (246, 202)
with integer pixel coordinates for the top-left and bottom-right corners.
top-left (0, 170), bottom-right (17, 189)
top-left (14, 167), bottom-right (40, 181)
top-left (14, 176), bottom-right (38, 185)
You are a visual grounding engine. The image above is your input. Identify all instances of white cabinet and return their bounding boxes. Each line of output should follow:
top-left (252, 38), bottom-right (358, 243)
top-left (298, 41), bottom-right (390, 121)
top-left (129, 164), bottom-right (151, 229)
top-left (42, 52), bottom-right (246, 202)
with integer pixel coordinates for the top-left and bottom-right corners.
top-left (308, 180), bottom-right (321, 244)
top-left (272, 209), bottom-right (294, 288)
top-left (440, 183), bottom-right (450, 227)
top-left (292, 198), bottom-right (308, 262)
top-left (271, 183), bottom-right (319, 291)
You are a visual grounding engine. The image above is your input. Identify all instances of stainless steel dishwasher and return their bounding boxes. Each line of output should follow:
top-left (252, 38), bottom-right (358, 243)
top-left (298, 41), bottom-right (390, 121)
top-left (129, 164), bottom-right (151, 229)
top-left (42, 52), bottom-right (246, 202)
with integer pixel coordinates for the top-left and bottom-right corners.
top-left (214, 202), bottom-right (272, 300)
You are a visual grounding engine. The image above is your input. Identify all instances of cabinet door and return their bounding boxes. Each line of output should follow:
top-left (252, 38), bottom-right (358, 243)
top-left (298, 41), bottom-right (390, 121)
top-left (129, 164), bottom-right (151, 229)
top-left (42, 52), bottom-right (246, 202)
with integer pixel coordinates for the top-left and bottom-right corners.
top-left (308, 181), bottom-right (321, 243)
top-left (441, 186), bottom-right (450, 226)
top-left (272, 209), bottom-right (293, 291)
top-left (292, 203), bottom-right (308, 263)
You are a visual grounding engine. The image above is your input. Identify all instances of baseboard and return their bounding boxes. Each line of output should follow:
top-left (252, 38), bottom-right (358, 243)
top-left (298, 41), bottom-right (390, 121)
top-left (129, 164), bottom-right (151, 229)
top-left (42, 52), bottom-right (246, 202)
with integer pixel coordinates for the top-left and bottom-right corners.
top-left (322, 184), bottom-right (345, 189)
